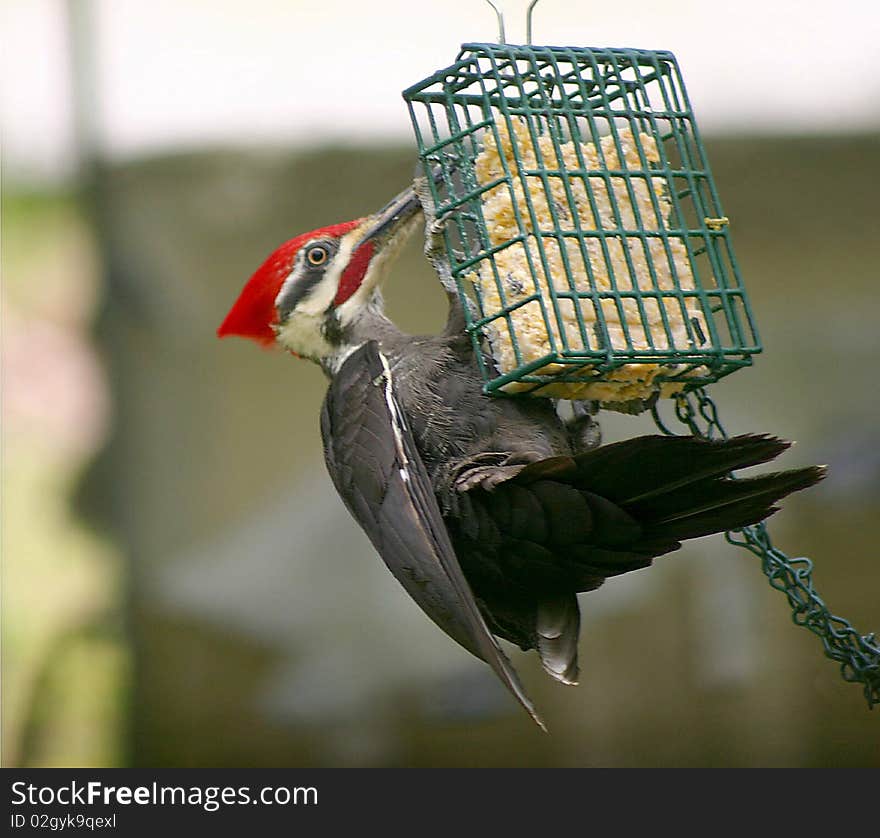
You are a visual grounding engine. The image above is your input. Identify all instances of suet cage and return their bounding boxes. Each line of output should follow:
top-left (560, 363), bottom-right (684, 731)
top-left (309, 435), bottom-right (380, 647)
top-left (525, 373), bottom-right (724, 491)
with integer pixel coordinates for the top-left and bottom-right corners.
top-left (404, 43), bottom-right (760, 404)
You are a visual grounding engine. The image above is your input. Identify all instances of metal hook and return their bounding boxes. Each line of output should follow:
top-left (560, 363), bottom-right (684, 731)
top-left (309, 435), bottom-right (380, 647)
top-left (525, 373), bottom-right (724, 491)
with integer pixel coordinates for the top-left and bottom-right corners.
top-left (526, 0), bottom-right (540, 44)
top-left (483, 0), bottom-right (506, 44)
top-left (482, 0), bottom-right (542, 45)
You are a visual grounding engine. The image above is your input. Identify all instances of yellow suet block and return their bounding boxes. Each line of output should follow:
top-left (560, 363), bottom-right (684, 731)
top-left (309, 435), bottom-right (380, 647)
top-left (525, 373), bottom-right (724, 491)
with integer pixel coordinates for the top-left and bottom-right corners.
top-left (466, 119), bottom-right (709, 402)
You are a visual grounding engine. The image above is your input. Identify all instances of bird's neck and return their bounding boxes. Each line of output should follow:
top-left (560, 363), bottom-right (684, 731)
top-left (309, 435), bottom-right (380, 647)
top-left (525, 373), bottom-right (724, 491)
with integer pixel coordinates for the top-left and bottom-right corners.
top-left (320, 291), bottom-right (405, 376)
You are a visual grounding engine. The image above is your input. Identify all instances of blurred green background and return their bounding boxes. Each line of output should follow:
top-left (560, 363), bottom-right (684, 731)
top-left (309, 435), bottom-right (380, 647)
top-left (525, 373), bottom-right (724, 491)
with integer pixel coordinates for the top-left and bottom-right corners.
top-left (3, 1), bottom-right (879, 767)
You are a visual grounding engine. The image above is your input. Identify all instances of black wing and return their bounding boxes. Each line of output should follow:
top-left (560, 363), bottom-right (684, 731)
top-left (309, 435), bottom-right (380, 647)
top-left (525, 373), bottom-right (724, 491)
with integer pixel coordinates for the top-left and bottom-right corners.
top-left (320, 341), bottom-right (544, 728)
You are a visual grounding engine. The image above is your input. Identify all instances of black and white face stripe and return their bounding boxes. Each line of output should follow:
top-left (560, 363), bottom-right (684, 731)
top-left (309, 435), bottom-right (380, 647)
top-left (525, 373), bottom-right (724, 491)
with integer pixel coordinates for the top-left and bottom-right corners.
top-left (276, 238), bottom-right (341, 321)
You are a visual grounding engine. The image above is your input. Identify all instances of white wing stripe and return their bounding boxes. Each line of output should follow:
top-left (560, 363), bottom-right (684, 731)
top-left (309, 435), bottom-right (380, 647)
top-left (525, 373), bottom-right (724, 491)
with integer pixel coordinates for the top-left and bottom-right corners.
top-left (376, 351), bottom-right (411, 484)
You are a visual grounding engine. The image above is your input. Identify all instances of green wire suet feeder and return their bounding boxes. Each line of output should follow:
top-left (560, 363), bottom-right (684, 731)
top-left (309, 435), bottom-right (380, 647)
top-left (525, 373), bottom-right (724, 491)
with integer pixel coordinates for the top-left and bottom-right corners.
top-left (405, 40), bottom-right (759, 405)
top-left (403, 3), bottom-right (879, 706)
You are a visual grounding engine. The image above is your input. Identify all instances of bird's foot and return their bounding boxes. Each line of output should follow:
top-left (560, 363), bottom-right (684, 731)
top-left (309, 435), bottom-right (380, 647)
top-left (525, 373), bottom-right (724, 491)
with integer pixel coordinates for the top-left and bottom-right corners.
top-left (453, 452), bottom-right (546, 493)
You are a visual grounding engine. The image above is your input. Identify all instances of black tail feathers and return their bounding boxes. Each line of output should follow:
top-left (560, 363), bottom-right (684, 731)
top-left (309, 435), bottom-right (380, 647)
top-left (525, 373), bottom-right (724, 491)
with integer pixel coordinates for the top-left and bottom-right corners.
top-left (573, 433), bottom-right (825, 549)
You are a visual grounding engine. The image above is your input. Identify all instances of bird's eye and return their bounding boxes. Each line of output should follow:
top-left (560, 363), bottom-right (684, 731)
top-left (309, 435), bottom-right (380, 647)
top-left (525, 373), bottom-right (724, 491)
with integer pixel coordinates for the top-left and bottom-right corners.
top-left (306, 245), bottom-right (329, 267)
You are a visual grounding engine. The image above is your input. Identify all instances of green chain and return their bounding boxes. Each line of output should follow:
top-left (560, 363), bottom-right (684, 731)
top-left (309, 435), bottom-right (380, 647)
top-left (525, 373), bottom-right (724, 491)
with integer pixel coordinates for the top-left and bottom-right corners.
top-left (651, 388), bottom-right (880, 709)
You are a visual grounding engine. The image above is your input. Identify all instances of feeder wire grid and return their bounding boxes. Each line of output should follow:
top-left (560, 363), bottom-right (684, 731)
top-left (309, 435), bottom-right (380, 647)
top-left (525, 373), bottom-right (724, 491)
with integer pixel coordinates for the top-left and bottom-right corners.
top-left (404, 43), bottom-right (761, 401)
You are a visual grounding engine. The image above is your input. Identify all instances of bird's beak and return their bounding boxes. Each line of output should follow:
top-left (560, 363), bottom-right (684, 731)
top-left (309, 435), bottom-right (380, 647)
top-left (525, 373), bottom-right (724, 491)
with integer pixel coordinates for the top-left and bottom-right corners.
top-left (358, 185), bottom-right (423, 247)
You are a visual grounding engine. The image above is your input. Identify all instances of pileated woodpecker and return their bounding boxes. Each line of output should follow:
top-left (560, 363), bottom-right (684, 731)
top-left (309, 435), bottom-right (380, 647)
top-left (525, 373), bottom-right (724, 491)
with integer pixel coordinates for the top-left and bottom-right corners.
top-left (218, 183), bottom-right (823, 727)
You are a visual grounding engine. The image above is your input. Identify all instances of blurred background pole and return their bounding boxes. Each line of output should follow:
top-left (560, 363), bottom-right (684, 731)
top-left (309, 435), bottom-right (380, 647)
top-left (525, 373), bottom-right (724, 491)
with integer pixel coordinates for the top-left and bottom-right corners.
top-left (66, 0), bottom-right (99, 176)
top-left (64, 0), bottom-right (137, 767)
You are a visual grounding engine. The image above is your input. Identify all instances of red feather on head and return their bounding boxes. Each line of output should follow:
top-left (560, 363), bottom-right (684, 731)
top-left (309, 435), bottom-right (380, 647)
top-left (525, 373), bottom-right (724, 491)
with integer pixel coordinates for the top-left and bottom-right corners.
top-left (217, 219), bottom-right (363, 346)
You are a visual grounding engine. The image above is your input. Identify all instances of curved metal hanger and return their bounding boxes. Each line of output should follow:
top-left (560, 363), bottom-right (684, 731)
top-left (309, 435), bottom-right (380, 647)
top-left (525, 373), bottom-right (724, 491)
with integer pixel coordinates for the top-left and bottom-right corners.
top-left (483, 0), bottom-right (542, 44)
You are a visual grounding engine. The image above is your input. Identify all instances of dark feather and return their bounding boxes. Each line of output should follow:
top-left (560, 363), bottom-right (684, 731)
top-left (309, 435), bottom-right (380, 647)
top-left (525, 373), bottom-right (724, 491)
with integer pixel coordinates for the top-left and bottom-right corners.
top-left (321, 342), bottom-right (545, 728)
top-left (571, 433), bottom-right (790, 503)
top-left (446, 433), bottom-right (824, 654)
